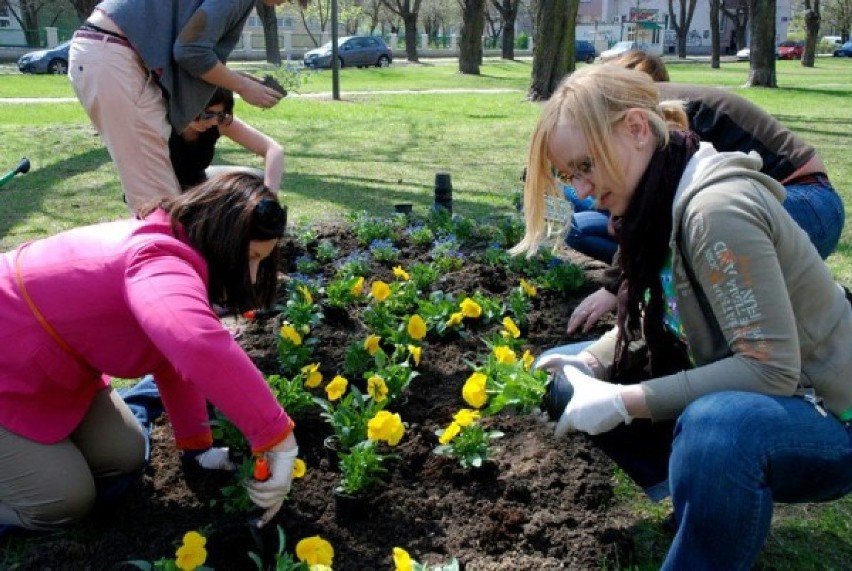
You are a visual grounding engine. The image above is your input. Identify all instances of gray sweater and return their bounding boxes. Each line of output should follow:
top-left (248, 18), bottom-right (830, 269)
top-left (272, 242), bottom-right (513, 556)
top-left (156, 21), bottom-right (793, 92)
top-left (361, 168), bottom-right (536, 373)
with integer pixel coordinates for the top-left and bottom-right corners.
top-left (95, 0), bottom-right (255, 132)
top-left (587, 144), bottom-right (852, 421)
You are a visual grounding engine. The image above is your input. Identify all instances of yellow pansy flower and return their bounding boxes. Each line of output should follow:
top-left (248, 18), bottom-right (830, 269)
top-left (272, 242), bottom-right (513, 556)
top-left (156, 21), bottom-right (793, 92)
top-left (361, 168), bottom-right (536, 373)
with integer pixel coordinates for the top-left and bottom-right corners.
top-left (292, 458), bottom-right (307, 478)
top-left (351, 276), bottom-right (365, 296)
top-left (367, 375), bottom-right (389, 403)
top-left (459, 298), bottom-right (482, 318)
top-left (520, 278), bottom-right (537, 297)
top-left (301, 363), bottom-right (323, 388)
top-left (522, 349), bottom-right (535, 371)
top-left (494, 345), bottom-right (517, 364)
top-left (364, 334), bottom-right (381, 356)
top-left (453, 408), bottom-right (480, 427)
top-left (325, 375), bottom-right (348, 401)
top-left (310, 566), bottom-right (333, 571)
top-left (407, 314), bottom-right (427, 340)
top-left (175, 531), bottom-right (207, 571)
top-left (438, 421), bottom-right (461, 444)
top-left (446, 312), bottom-right (464, 327)
top-left (392, 266), bottom-right (410, 281)
top-left (368, 410), bottom-right (405, 446)
top-left (462, 372), bottom-right (488, 408)
top-left (371, 280), bottom-right (391, 301)
top-left (280, 324), bottom-right (302, 346)
top-left (407, 344), bottom-right (422, 366)
top-left (295, 536), bottom-right (334, 567)
top-left (502, 316), bottom-right (521, 339)
top-left (297, 285), bottom-right (313, 305)
top-left (393, 547), bottom-right (414, 571)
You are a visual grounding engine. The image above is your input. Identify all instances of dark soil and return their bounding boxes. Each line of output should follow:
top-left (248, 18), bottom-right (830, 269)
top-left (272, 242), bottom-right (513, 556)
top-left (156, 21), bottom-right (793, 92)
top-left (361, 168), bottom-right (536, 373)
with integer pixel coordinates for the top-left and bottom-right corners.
top-left (3, 219), bottom-right (642, 570)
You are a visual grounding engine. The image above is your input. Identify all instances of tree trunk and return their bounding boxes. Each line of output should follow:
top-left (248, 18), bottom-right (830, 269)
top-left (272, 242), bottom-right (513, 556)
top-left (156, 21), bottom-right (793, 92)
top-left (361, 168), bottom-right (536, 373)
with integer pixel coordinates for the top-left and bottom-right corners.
top-left (802, 0), bottom-right (820, 67)
top-left (403, 12), bottom-right (419, 62)
top-left (745, 0), bottom-right (777, 87)
top-left (22, 1), bottom-right (41, 47)
top-left (256, 0), bottom-right (281, 66)
top-left (669, 0), bottom-right (698, 58)
top-left (459, 0), bottom-right (486, 74)
top-left (528, 0), bottom-right (573, 101)
top-left (493, 0), bottom-right (520, 60)
top-left (710, 0), bottom-right (721, 68)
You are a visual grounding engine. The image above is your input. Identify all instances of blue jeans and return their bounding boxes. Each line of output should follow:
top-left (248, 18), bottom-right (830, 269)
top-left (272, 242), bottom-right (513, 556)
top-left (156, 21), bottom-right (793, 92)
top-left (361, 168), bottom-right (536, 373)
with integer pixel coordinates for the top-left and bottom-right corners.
top-left (782, 177), bottom-right (844, 259)
top-left (664, 391), bottom-right (852, 570)
top-left (566, 210), bottom-right (617, 264)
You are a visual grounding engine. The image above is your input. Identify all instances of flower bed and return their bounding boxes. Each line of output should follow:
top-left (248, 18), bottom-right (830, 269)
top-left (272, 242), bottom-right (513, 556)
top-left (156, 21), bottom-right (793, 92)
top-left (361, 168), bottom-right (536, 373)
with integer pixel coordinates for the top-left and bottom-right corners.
top-left (7, 210), bottom-right (634, 570)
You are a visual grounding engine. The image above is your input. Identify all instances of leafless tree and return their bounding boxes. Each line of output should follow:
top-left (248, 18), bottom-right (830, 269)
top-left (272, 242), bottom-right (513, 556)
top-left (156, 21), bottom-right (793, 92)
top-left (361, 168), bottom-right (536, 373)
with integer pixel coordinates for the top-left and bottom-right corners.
top-left (709, 0), bottom-right (721, 67)
top-left (802, 0), bottom-right (820, 67)
top-left (458, 0), bottom-right (485, 73)
top-left (744, 0), bottom-right (777, 87)
top-left (65, 0), bottom-right (97, 20)
top-left (256, 0), bottom-right (282, 65)
top-left (667, 0), bottom-right (699, 57)
top-left (823, 0), bottom-right (852, 42)
top-left (722, 0), bottom-right (749, 53)
top-left (381, 0), bottom-right (423, 61)
top-left (1, 0), bottom-right (66, 46)
top-left (492, 0), bottom-right (521, 59)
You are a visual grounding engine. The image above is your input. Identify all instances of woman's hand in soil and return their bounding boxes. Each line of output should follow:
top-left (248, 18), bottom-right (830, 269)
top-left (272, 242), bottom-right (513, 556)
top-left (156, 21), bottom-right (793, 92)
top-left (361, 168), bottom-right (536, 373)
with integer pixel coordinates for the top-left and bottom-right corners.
top-left (555, 366), bottom-right (632, 437)
top-left (567, 288), bottom-right (617, 334)
top-left (245, 433), bottom-right (299, 527)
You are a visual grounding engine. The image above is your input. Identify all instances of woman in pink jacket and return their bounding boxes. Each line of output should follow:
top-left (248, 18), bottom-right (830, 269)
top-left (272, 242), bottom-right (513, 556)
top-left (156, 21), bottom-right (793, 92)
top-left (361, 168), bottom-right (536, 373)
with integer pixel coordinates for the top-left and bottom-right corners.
top-left (0, 172), bottom-right (297, 532)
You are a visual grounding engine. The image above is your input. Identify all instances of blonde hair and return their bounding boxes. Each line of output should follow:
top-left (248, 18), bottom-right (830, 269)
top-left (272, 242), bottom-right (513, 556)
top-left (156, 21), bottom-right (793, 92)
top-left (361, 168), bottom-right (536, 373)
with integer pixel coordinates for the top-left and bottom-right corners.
top-left (511, 65), bottom-right (678, 256)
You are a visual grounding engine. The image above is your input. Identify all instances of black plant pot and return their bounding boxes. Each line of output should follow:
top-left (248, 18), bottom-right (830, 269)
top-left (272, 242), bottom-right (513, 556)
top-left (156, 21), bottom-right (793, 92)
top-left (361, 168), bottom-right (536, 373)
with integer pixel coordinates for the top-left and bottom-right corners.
top-left (394, 203), bottom-right (413, 216)
top-left (543, 368), bottom-right (574, 421)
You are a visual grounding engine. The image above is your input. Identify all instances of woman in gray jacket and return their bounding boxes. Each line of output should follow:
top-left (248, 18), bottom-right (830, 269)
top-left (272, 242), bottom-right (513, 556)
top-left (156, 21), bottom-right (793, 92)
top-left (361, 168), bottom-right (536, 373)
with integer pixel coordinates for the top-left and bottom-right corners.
top-left (512, 65), bottom-right (852, 569)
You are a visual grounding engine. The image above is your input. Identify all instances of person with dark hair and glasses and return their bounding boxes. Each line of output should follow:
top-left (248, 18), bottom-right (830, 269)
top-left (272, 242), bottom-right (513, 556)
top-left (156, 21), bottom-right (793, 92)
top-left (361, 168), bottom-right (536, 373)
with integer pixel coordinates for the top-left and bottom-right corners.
top-left (0, 173), bottom-right (297, 534)
top-left (514, 65), bottom-right (852, 569)
top-left (170, 88), bottom-right (285, 193)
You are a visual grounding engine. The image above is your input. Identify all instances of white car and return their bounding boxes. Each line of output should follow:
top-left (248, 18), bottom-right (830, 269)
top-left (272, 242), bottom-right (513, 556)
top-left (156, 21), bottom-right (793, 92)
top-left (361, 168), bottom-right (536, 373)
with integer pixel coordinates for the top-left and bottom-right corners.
top-left (599, 40), bottom-right (645, 62)
top-left (736, 47), bottom-right (750, 61)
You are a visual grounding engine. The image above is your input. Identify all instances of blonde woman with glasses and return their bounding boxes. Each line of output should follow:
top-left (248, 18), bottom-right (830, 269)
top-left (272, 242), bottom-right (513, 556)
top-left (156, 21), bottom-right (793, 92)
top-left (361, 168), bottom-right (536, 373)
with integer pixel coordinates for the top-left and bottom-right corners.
top-left (515, 65), bottom-right (852, 569)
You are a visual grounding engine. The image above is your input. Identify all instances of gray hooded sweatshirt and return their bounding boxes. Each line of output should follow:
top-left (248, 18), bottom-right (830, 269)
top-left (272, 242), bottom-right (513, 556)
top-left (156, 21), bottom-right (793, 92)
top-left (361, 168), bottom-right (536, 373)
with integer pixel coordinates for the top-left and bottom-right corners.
top-left (586, 143), bottom-right (852, 421)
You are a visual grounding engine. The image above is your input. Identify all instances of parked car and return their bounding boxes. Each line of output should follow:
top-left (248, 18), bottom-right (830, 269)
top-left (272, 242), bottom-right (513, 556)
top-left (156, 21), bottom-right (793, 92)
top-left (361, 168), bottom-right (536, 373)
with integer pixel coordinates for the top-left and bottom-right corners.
top-left (736, 47), bottom-right (750, 61)
top-left (303, 35), bottom-right (392, 69)
top-left (575, 40), bottom-right (597, 64)
top-left (834, 41), bottom-right (852, 57)
top-left (776, 40), bottom-right (804, 60)
top-left (17, 41), bottom-right (70, 74)
top-left (599, 40), bottom-right (644, 62)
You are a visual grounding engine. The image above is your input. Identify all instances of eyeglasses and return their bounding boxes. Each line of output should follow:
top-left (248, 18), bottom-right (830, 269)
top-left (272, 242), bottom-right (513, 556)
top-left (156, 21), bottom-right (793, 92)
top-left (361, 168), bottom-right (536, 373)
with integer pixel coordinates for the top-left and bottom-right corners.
top-left (197, 110), bottom-right (233, 124)
top-left (552, 157), bottom-right (595, 186)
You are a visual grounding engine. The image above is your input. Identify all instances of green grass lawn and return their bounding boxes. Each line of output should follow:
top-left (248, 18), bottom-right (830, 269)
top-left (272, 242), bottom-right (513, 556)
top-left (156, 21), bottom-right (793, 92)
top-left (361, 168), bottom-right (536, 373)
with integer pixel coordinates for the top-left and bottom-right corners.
top-left (1, 56), bottom-right (851, 569)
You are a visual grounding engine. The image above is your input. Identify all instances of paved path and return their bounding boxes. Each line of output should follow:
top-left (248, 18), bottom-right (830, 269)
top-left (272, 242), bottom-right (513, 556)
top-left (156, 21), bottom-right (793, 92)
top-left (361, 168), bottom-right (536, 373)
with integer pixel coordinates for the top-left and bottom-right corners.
top-left (0, 88), bottom-right (525, 104)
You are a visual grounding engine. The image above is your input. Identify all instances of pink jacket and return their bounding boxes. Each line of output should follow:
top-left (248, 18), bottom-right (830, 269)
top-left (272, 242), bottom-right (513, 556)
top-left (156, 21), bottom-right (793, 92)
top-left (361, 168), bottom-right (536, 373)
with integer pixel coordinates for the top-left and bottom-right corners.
top-left (0, 210), bottom-right (292, 453)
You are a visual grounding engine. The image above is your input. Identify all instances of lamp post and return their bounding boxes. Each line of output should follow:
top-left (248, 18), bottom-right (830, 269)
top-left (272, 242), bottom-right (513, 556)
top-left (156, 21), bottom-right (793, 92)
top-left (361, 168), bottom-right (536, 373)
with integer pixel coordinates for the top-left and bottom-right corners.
top-left (331, 0), bottom-right (340, 100)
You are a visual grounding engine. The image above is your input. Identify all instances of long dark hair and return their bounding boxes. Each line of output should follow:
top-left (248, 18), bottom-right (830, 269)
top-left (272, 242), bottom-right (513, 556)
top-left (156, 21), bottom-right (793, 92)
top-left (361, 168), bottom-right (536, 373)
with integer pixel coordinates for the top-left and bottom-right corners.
top-left (141, 172), bottom-right (287, 312)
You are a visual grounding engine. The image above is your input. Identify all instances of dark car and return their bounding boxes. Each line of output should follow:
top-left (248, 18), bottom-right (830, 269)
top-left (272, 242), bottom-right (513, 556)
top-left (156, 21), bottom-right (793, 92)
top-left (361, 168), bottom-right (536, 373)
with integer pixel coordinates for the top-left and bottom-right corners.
top-left (303, 35), bottom-right (392, 69)
top-left (575, 40), bottom-right (596, 64)
top-left (17, 41), bottom-right (70, 74)
top-left (776, 40), bottom-right (804, 60)
top-left (834, 41), bottom-right (852, 57)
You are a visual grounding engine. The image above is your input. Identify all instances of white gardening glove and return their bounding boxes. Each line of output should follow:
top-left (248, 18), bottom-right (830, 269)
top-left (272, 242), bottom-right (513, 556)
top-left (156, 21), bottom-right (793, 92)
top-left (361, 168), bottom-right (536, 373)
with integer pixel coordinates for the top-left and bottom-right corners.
top-left (245, 433), bottom-right (299, 528)
top-left (555, 365), bottom-right (632, 436)
top-left (190, 447), bottom-right (236, 471)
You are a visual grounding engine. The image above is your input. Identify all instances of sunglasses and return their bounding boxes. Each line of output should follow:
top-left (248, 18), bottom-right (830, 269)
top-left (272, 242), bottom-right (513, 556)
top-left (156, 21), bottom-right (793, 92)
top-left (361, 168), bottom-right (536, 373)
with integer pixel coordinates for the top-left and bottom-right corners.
top-left (552, 157), bottom-right (595, 186)
top-left (197, 110), bottom-right (233, 124)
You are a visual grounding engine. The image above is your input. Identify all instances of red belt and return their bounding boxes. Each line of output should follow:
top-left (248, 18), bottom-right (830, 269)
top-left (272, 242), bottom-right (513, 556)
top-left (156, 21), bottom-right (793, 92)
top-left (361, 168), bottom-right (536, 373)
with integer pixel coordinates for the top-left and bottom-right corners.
top-left (73, 30), bottom-right (133, 50)
top-left (789, 173), bottom-right (829, 186)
